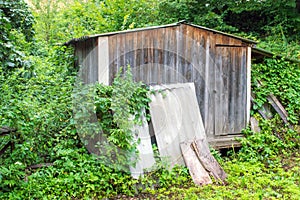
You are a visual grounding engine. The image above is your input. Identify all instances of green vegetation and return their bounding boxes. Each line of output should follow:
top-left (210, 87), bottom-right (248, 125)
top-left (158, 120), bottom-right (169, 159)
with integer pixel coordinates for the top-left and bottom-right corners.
top-left (1, 0), bottom-right (299, 199)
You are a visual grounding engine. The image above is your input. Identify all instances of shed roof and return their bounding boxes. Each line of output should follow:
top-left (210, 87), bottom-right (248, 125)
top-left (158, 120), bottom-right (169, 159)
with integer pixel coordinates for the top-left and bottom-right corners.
top-left (65, 20), bottom-right (258, 46)
top-left (252, 47), bottom-right (300, 63)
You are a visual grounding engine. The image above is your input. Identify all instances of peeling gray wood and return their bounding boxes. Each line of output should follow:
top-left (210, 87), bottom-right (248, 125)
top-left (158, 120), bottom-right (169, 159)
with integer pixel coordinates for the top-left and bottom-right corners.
top-left (267, 94), bottom-right (289, 125)
top-left (192, 139), bottom-right (227, 183)
top-left (149, 83), bottom-right (206, 167)
top-left (180, 141), bottom-right (212, 185)
top-left (250, 117), bottom-right (261, 133)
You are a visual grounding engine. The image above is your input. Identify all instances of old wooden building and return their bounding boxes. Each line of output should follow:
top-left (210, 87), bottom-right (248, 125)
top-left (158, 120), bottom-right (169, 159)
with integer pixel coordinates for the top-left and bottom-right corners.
top-left (66, 21), bottom-right (257, 148)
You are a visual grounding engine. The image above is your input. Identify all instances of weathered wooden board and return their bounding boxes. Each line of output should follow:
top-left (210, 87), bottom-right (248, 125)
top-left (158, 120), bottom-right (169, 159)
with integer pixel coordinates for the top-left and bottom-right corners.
top-left (214, 46), bottom-right (247, 135)
top-left (180, 141), bottom-right (212, 185)
top-left (267, 94), bottom-right (289, 125)
top-left (192, 138), bottom-right (227, 183)
top-left (253, 81), bottom-right (290, 126)
top-left (75, 38), bottom-right (99, 84)
top-left (250, 117), bottom-right (261, 133)
top-left (149, 83), bottom-right (206, 167)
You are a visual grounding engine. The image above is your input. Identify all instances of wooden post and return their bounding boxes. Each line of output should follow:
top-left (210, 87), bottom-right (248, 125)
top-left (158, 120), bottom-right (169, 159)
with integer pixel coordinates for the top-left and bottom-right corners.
top-left (246, 46), bottom-right (251, 124)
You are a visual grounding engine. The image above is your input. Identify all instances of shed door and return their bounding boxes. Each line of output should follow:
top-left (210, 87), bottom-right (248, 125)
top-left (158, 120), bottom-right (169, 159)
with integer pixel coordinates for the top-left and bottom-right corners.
top-left (214, 46), bottom-right (247, 135)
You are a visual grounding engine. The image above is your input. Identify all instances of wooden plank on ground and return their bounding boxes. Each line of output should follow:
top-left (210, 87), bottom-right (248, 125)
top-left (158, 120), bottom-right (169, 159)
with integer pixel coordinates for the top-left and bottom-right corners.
top-left (255, 81), bottom-right (290, 126)
top-left (192, 139), bottom-right (227, 183)
top-left (250, 117), bottom-right (261, 133)
top-left (267, 94), bottom-right (289, 124)
top-left (180, 141), bottom-right (212, 185)
top-left (251, 94), bottom-right (273, 120)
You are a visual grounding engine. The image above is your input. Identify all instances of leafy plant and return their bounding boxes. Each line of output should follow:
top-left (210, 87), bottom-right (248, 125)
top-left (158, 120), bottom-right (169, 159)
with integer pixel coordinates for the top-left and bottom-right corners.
top-left (252, 57), bottom-right (300, 124)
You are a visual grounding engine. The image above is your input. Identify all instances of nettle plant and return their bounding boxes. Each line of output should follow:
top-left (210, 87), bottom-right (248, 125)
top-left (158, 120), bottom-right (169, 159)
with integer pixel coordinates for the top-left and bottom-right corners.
top-left (74, 66), bottom-right (151, 171)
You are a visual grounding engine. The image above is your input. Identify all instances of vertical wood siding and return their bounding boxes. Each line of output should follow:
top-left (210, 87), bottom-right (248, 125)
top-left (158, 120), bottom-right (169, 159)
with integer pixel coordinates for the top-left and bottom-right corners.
top-left (75, 23), bottom-right (250, 138)
top-left (75, 38), bottom-right (98, 84)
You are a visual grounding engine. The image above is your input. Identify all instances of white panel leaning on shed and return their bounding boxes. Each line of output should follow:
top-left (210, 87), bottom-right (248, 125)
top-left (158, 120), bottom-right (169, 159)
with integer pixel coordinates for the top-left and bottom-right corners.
top-left (149, 83), bottom-right (207, 167)
top-left (129, 109), bottom-right (156, 179)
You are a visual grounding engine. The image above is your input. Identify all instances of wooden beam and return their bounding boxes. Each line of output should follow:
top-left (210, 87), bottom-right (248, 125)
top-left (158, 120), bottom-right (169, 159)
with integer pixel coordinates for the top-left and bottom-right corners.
top-left (192, 139), bottom-right (227, 183)
top-left (246, 46), bottom-right (251, 124)
top-left (267, 94), bottom-right (289, 125)
top-left (180, 141), bottom-right (212, 185)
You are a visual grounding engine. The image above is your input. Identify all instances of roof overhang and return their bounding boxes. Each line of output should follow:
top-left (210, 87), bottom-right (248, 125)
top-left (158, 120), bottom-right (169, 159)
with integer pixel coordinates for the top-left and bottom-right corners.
top-left (252, 47), bottom-right (300, 63)
top-left (64, 20), bottom-right (258, 46)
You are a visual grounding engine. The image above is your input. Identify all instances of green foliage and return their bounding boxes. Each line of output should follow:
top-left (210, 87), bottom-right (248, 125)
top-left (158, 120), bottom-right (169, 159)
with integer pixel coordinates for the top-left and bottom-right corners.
top-left (0, 0), bottom-right (35, 72)
top-left (0, 45), bottom-right (77, 166)
top-left (157, 0), bottom-right (237, 32)
top-left (236, 115), bottom-right (300, 163)
top-left (32, 0), bottom-right (160, 44)
top-left (252, 58), bottom-right (300, 124)
top-left (157, 0), bottom-right (300, 38)
top-left (0, 0), bottom-right (35, 40)
top-left (93, 67), bottom-right (151, 170)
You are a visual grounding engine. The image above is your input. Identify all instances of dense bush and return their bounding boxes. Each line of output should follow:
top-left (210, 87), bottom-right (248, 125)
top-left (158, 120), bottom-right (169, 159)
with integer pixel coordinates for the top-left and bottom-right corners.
top-left (252, 58), bottom-right (300, 124)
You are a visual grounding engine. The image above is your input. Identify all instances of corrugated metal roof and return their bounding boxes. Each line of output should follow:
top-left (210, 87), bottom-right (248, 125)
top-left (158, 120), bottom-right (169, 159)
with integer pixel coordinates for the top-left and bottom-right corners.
top-left (64, 21), bottom-right (258, 45)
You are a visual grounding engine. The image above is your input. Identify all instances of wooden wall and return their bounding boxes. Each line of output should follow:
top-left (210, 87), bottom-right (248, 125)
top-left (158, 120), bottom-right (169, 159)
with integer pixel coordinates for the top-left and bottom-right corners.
top-left (75, 23), bottom-right (250, 139)
top-left (75, 38), bottom-right (98, 84)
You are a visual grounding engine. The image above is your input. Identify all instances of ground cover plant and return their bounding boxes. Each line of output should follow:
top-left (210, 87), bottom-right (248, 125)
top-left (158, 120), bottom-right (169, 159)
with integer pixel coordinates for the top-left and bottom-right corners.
top-left (1, 0), bottom-right (299, 199)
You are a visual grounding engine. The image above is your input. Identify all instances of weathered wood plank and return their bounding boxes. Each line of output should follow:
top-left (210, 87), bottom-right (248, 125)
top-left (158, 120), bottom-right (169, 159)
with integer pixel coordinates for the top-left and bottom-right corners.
top-left (251, 94), bottom-right (273, 120)
top-left (134, 31), bottom-right (143, 82)
top-left (228, 48), bottom-right (236, 132)
top-left (267, 94), bottom-right (289, 125)
top-left (206, 32), bottom-right (215, 137)
top-left (250, 117), bottom-right (261, 133)
top-left (246, 46), bottom-right (252, 124)
top-left (124, 32), bottom-right (134, 68)
top-left (192, 138), bottom-right (227, 183)
top-left (109, 35), bottom-right (118, 84)
top-left (214, 47), bottom-right (223, 135)
top-left (180, 141), bottom-right (212, 185)
top-left (239, 47), bottom-right (248, 131)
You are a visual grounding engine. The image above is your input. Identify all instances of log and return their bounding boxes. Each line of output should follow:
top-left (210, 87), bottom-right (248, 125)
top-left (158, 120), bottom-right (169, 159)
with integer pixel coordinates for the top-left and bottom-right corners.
top-left (180, 141), bottom-right (212, 185)
top-left (192, 139), bottom-right (227, 184)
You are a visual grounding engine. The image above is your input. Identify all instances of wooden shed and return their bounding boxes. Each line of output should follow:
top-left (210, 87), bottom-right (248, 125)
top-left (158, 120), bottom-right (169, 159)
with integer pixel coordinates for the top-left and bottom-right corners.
top-left (66, 21), bottom-right (257, 148)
